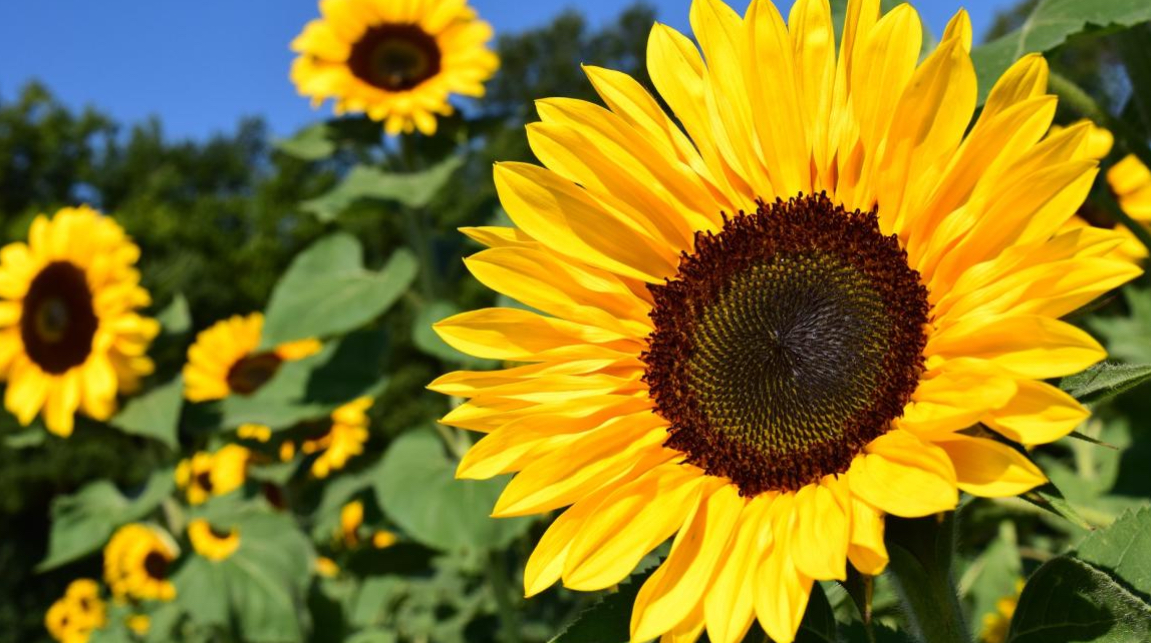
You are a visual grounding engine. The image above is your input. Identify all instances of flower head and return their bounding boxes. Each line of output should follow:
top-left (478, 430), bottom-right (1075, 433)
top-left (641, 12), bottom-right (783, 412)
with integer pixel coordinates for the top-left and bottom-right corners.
top-left (291, 0), bottom-right (499, 135)
top-left (174, 444), bottom-right (250, 505)
top-left (103, 524), bottom-right (177, 602)
top-left (45, 579), bottom-right (107, 643)
top-left (429, 1), bottom-right (1141, 641)
top-left (301, 397), bottom-right (372, 478)
top-left (188, 519), bottom-right (241, 562)
top-left (0, 206), bottom-right (159, 436)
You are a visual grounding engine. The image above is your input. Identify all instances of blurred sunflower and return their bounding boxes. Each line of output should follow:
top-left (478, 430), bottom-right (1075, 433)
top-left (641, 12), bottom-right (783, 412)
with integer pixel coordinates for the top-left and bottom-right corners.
top-left (45, 579), bottom-right (106, 643)
top-left (103, 524), bottom-right (177, 602)
top-left (981, 579), bottom-right (1025, 643)
top-left (1059, 123), bottom-right (1151, 263)
top-left (174, 444), bottom-right (250, 505)
top-left (125, 615), bottom-right (150, 636)
top-left (301, 397), bottom-right (372, 478)
top-left (183, 312), bottom-right (320, 402)
top-left (339, 499), bottom-right (364, 547)
top-left (430, 0), bottom-right (1141, 641)
top-left (188, 519), bottom-right (241, 561)
top-left (0, 206), bottom-right (159, 437)
top-left (290, 0), bottom-right (499, 135)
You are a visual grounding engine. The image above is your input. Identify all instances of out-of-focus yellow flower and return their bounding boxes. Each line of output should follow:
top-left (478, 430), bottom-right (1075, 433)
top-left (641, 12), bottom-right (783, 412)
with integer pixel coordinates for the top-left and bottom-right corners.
top-left (982, 579), bottom-right (1025, 643)
top-left (302, 397), bottom-right (372, 478)
top-left (103, 524), bottom-right (177, 602)
top-left (45, 579), bottom-right (107, 643)
top-left (174, 444), bottom-right (250, 505)
top-left (0, 206), bottom-right (159, 437)
top-left (188, 519), bottom-right (241, 562)
top-left (315, 556), bottom-right (339, 578)
top-left (237, 423), bottom-right (272, 442)
top-left (339, 500), bottom-right (364, 547)
top-left (372, 530), bottom-right (398, 549)
top-left (125, 614), bottom-right (150, 636)
top-left (183, 312), bottom-right (320, 402)
top-left (290, 0), bottom-right (499, 136)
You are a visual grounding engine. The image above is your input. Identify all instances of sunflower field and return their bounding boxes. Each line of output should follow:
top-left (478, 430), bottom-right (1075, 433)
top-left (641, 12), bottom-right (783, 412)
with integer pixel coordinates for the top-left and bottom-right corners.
top-left (5, 0), bottom-right (1151, 642)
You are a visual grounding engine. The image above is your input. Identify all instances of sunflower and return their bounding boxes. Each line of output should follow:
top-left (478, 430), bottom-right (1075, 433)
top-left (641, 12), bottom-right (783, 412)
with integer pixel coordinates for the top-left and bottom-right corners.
top-left (339, 499), bottom-right (364, 547)
top-left (188, 519), bottom-right (241, 562)
top-left (429, 1), bottom-right (1141, 641)
top-left (183, 313), bottom-right (321, 402)
top-left (1059, 123), bottom-right (1151, 263)
top-left (103, 524), bottom-right (177, 602)
top-left (174, 444), bottom-right (250, 505)
top-left (125, 615), bottom-right (150, 636)
top-left (0, 206), bottom-right (159, 437)
top-left (301, 397), bottom-right (372, 478)
top-left (981, 579), bottom-right (1025, 643)
top-left (45, 579), bottom-right (107, 643)
top-left (290, 0), bottom-right (499, 136)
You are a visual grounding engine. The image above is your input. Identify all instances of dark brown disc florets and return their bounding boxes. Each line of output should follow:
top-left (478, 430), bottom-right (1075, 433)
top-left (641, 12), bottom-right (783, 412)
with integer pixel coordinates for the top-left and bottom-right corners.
top-left (348, 24), bottom-right (442, 92)
top-left (642, 193), bottom-right (930, 497)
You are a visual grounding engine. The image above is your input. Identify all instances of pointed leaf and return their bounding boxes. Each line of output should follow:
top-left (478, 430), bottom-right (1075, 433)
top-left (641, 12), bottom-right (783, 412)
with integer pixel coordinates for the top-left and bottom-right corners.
top-left (1060, 362), bottom-right (1151, 407)
top-left (301, 157), bottom-right (463, 222)
top-left (109, 376), bottom-right (184, 449)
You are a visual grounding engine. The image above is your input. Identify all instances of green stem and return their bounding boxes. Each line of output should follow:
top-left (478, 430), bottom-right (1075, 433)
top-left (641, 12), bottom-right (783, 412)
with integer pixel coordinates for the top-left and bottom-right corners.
top-left (395, 133), bottom-right (439, 299)
top-left (886, 513), bottom-right (972, 643)
top-left (486, 551), bottom-right (522, 643)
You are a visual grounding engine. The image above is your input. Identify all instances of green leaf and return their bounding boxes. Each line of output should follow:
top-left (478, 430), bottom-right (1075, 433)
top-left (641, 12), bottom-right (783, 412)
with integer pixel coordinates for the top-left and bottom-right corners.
top-left (156, 294), bottom-right (191, 336)
top-left (301, 157), bottom-right (463, 222)
top-left (374, 430), bottom-right (532, 553)
top-left (961, 521), bottom-right (1023, 632)
top-left (1059, 362), bottom-right (1151, 407)
top-left (839, 622), bottom-right (915, 643)
top-left (411, 301), bottom-right (468, 362)
top-left (1020, 481), bottom-right (1093, 530)
top-left (174, 510), bottom-right (315, 643)
top-left (275, 123), bottom-right (337, 161)
top-left (972, 0), bottom-right (1151, 103)
top-left (109, 376), bottom-right (184, 449)
top-left (3, 427), bottom-right (45, 449)
top-left (1008, 557), bottom-right (1151, 642)
top-left (214, 330), bottom-right (389, 431)
top-left (38, 468), bottom-right (175, 571)
top-left (1008, 507), bottom-right (1151, 642)
top-left (548, 567), bottom-right (655, 643)
top-left (260, 233), bottom-right (417, 347)
top-left (1114, 23), bottom-right (1151, 134)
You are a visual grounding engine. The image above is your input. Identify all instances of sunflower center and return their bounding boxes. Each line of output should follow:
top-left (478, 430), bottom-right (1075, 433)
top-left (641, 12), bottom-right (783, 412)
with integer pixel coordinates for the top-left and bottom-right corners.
top-left (21, 261), bottom-right (98, 374)
top-left (226, 352), bottom-right (282, 395)
top-left (194, 470), bottom-right (213, 492)
top-left (643, 194), bottom-right (929, 497)
top-left (208, 524), bottom-right (234, 540)
top-left (348, 24), bottom-right (442, 92)
top-left (142, 552), bottom-right (168, 580)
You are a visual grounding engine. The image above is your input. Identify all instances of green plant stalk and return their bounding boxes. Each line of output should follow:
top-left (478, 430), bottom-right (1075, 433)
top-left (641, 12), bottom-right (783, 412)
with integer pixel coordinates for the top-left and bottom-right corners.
top-left (395, 133), bottom-right (440, 300)
top-left (486, 551), bottom-right (522, 643)
top-left (886, 513), bottom-right (972, 643)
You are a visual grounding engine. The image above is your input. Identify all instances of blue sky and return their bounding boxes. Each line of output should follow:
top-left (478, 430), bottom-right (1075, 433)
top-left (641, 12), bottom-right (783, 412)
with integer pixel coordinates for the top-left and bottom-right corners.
top-left (0, 1), bottom-right (1016, 141)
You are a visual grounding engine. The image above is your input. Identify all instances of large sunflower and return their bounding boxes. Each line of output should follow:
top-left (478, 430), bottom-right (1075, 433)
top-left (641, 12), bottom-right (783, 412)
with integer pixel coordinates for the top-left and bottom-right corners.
top-left (429, 1), bottom-right (1142, 641)
top-left (103, 524), bottom-right (177, 602)
top-left (0, 206), bottom-right (159, 437)
top-left (182, 313), bottom-right (320, 402)
top-left (291, 0), bottom-right (499, 136)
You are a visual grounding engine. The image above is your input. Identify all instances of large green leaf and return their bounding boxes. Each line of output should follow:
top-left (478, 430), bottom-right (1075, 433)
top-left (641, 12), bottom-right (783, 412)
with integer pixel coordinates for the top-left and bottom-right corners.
top-left (260, 233), bottom-right (417, 348)
top-left (301, 157), bottom-right (463, 222)
top-left (1008, 508), bottom-right (1151, 642)
top-left (374, 430), bottom-right (532, 553)
top-left (212, 330), bottom-right (390, 431)
top-left (1059, 362), bottom-right (1151, 407)
top-left (109, 376), bottom-right (184, 449)
top-left (972, 0), bottom-right (1151, 103)
top-left (275, 123), bottom-right (338, 161)
top-left (548, 567), bottom-right (655, 643)
top-left (174, 509), bottom-right (315, 643)
top-left (38, 468), bottom-right (175, 571)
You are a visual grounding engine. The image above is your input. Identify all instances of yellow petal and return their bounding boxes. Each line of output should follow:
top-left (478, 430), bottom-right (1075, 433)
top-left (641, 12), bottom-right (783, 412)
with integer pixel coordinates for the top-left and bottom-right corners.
top-left (789, 481), bottom-right (849, 580)
top-left (562, 464), bottom-right (709, 591)
top-left (846, 495), bottom-right (888, 575)
top-left (935, 434), bottom-right (1046, 497)
top-left (925, 314), bottom-right (1104, 379)
top-left (631, 484), bottom-right (744, 641)
top-left (984, 379), bottom-right (1088, 445)
top-left (849, 429), bottom-right (958, 517)
top-left (704, 497), bottom-right (772, 643)
top-left (524, 482), bottom-right (617, 597)
top-left (434, 307), bottom-right (636, 362)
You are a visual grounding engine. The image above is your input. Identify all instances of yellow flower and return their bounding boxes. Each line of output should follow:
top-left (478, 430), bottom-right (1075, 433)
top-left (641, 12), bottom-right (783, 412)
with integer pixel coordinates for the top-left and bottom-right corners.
top-left (187, 519), bottom-right (241, 562)
top-left (981, 579), bottom-right (1025, 643)
top-left (372, 530), bottom-right (398, 549)
top-left (428, 1), bottom-right (1142, 641)
top-left (0, 206), bottom-right (159, 437)
top-left (339, 499), bottom-right (364, 547)
top-left (315, 556), bottom-right (340, 578)
top-left (1058, 121), bottom-right (1151, 263)
top-left (237, 423), bottom-right (272, 442)
top-left (125, 614), bottom-right (150, 636)
top-left (174, 444), bottom-right (250, 505)
top-left (45, 579), bottom-right (107, 643)
top-left (290, 0), bottom-right (499, 136)
top-left (103, 524), bottom-right (177, 602)
top-left (301, 397), bottom-right (372, 478)
top-left (182, 312), bottom-right (321, 402)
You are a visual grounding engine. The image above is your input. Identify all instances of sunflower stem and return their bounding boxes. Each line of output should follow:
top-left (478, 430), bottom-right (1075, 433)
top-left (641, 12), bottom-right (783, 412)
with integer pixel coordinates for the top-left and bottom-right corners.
top-left (395, 133), bottom-right (440, 300)
top-left (486, 551), bottom-right (521, 643)
top-left (886, 513), bottom-right (972, 643)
